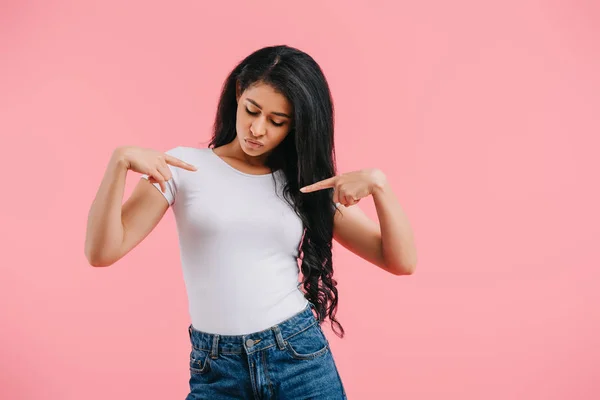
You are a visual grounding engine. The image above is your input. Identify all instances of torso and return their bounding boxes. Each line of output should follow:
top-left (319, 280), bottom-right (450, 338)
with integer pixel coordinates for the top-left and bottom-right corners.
top-left (163, 146), bottom-right (308, 335)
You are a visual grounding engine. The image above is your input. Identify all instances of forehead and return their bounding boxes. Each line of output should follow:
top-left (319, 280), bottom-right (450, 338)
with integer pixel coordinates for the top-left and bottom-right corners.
top-left (243, 83), bottom-right (292, 113)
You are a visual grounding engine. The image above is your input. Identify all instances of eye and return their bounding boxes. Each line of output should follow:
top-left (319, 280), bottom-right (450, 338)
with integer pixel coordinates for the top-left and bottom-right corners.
top-left (245, 107), bottom-right (286, 127)
top-left (245, 107), bottom-right (259, 116)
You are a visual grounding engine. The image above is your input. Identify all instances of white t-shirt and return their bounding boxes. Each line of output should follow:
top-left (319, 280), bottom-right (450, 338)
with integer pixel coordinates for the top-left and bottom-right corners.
top-left (141, 146), bottom-right (308, 335)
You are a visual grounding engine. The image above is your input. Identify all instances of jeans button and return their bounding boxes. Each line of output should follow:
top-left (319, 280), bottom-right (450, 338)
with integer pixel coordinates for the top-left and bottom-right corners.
top-left (246, 339), bottom-right (255, 348)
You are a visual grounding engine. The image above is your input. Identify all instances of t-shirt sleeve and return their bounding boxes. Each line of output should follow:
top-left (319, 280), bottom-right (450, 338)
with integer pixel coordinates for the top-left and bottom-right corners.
top-left (140, 146), bottom-right (185, 206)
top-left (332, 202), bottom-right (342, 213)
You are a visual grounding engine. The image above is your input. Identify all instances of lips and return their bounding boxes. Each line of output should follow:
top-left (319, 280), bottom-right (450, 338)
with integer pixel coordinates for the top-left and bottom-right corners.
top-left (245, 138), bottom-right (263, 146)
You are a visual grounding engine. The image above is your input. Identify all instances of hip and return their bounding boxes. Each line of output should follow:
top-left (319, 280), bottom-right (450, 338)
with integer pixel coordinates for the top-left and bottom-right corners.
top-left (186, 302), bottom-right (346, 399)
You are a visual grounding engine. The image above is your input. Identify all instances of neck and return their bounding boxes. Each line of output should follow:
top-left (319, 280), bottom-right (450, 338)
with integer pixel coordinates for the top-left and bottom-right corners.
top-left (224, 139), bottom-right (270, 167)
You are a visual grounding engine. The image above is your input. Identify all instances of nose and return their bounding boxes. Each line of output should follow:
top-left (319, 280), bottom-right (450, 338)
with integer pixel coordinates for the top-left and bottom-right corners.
top-left (251, 117), bottom-right (267, 137)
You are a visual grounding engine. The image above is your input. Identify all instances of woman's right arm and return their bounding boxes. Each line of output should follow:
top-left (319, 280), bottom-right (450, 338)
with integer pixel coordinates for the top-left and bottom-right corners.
top-left (84, 146), bottom-right (195, 267)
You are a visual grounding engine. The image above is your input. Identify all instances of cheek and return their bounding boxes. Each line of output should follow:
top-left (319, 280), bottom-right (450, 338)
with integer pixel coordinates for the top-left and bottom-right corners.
top-left (272, 129), bottom-right (290, 145)
top-left (235, 109), bottom-right (249, 131)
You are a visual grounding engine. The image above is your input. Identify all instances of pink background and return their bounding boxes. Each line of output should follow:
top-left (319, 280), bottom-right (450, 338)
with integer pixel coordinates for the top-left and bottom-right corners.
top-left (1, 1), bottom-right (599, 398)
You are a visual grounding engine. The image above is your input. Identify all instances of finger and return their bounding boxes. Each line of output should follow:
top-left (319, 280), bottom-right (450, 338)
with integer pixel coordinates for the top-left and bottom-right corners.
top-left (300, 176), bottom-right (337, 193)
top-left (149, 177), bottom-right (166, 193)
top-left (342, 193), bottom-right (360, 207)
top-left (156, 164), bottom-right (172, 182)
top-left (149, 170), bottom-right (167, 193)
top-left (346, 197), bottom-right (360, 207)
top-left (148, 176), bottom-right (161, 191)
top-left (165, 155), bottom-right (197, 171)
top-left (157, 179), bottom-right (166, 193)
top-left (341, 193), bottom-right (352, 207)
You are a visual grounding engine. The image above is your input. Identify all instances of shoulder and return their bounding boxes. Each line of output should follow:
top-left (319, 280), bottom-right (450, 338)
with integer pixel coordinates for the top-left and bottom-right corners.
top-left (165, 146), bottom-right (213, 166)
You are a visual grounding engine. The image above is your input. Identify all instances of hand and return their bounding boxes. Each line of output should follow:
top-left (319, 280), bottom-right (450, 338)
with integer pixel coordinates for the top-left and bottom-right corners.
top-left (299, 168), bottom-right (387, 207)
top-left (113, 146), bottom-right (197, 193)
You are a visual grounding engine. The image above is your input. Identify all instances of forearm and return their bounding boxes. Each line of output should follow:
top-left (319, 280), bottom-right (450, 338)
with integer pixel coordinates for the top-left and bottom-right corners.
top-left (84, 149), bottom-right (129, 266)
top-left (371, 174), bottom-right (418, 275)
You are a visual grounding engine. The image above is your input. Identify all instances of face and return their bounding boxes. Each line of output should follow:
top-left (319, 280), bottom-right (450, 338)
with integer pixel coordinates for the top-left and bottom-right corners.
top-left (235, 81), bottom-right (293, 158)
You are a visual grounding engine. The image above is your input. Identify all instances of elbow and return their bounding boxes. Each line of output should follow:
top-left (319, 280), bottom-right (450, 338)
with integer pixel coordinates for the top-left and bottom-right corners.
top-left (388, 260), bottom-right (417, 276)
top-left (88, 257), bottom-right (113, 268)
top-left (86, 254), bottom-right (112, 268)
top-left (85, 247), bottom-right (116, 268)
top-left (382, 248), bottom-right (418, 276)
top-left (392, 266), bottom-right (415, 276)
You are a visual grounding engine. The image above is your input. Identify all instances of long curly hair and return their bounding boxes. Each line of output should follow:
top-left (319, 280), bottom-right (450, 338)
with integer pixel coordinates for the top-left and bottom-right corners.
top-left (208, 44), bottom-right (344, 337)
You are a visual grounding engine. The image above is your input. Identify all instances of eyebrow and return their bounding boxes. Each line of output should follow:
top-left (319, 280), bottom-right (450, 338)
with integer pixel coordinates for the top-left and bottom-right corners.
top-left (246, 98), bottom-right (292, 118)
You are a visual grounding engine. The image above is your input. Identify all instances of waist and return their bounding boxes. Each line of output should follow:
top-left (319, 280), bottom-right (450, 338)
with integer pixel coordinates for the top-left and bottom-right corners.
top-left (187, 302), bottom-right (317, 355)
top-left (188, 287), bottom-right (308, 334)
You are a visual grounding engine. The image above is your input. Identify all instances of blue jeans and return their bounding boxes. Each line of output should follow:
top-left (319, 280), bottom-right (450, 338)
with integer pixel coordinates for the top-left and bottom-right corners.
top-left (185, 302), bottom-right (347, 399)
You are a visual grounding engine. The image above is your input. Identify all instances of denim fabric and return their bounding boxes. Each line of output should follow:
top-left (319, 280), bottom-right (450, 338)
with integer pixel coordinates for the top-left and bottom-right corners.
top-left (185, 303), bottom-right (347, 399)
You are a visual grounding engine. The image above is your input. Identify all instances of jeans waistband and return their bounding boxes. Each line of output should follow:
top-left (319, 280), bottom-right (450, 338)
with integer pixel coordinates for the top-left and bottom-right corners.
top-left (188, 302), bottom-right (319, 358)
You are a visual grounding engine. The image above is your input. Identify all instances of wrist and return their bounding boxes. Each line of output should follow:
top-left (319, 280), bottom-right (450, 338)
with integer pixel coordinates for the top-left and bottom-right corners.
top-left (365, 168), bottom-right (388, 194)
top-left (111, 146), bottom-right (131, 170)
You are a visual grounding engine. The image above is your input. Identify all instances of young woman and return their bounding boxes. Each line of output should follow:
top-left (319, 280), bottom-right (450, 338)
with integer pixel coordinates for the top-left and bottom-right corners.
top-left (85, 45), bottom-right (417, 399)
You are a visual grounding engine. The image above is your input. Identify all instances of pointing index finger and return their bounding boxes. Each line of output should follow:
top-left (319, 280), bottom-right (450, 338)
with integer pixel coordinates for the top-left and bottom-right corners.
top-left (300, 176), bottom-right (337, 193)
top-left (165, 154), bottom-right (197, 171)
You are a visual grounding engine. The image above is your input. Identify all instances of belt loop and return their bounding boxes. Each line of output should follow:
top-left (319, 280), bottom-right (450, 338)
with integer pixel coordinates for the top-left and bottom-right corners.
top-left (188, 325), bottom-right (192, 338)
top-left (210, 335), bottom-right (220, 359)
top-left (272, 325), bottom-right (286, 350)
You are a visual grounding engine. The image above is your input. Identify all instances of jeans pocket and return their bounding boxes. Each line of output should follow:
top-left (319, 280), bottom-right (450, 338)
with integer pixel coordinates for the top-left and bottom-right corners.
top-left (284, 322), bottom-right (329, 360)
top-left (189, 347), bottom-right (211, 375)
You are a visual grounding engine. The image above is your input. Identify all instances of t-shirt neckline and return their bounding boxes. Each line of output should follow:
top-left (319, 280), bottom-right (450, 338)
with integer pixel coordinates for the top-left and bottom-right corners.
top-left (209, 148), bottom-right (276, 178)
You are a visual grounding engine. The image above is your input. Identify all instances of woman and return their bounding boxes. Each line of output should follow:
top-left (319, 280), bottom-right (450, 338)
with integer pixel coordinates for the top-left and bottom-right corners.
top-left (85, 44), bottom-right (417, 399)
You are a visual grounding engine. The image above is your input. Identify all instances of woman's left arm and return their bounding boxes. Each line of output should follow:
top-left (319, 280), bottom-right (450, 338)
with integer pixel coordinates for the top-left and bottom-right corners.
top-left (300, 169), bottom-right (418, 276)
